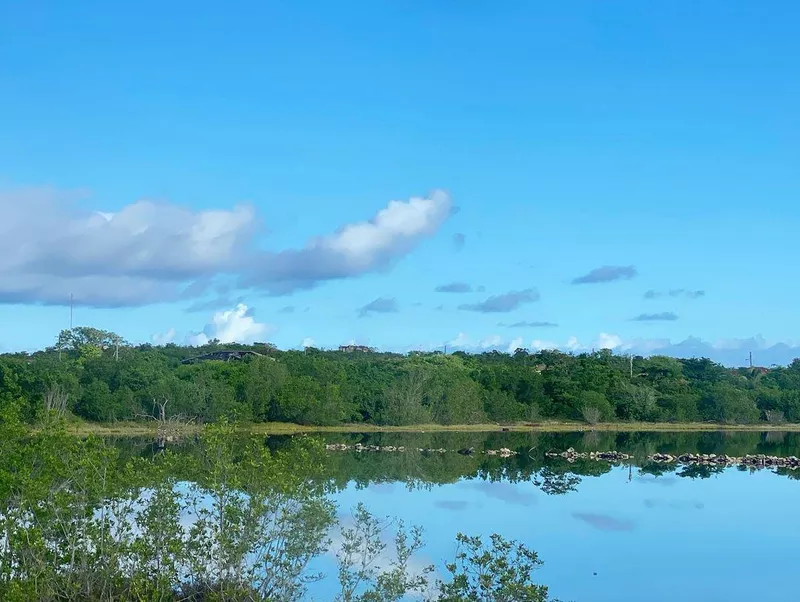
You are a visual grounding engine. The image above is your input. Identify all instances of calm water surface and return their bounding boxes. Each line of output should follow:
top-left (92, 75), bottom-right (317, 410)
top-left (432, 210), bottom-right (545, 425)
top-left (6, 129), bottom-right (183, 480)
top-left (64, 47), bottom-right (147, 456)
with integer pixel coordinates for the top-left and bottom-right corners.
top-left (124, 430), bottom-right (800, 602)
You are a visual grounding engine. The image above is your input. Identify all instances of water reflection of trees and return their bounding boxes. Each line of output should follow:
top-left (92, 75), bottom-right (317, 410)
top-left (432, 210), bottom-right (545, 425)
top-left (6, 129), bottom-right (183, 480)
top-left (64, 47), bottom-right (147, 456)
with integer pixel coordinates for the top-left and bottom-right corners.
top-left (266, 430), bottom-right (800, 496)
top-left (0, 422), bottom-right (336, 601)
top-left (1, 423), bottom-right (558, 601)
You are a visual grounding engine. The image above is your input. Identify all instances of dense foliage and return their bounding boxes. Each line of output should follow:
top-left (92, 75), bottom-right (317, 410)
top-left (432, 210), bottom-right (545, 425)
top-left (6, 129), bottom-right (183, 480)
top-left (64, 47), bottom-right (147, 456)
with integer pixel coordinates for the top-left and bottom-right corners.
top-left (4, 326), bottom-right (800, 426)
top-left (0, 413), bottom-right (556, 601)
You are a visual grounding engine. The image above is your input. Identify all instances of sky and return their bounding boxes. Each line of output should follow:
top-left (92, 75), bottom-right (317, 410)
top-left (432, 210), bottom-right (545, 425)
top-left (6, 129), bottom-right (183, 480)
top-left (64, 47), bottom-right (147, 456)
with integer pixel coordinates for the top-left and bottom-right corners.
top-left (1, 1), bottom-right (799, 365)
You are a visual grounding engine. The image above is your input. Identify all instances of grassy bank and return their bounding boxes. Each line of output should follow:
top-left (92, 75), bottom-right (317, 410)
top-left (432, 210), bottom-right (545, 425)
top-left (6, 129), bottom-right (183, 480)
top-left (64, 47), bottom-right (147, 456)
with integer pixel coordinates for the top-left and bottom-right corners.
top-left (62, 419), bottom-right (800, 437)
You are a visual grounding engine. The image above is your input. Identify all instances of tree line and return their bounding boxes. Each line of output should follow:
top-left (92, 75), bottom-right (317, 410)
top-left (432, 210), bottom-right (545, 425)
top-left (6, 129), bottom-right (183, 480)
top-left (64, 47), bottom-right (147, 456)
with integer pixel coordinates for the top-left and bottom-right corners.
top-left (3, 326), bottom-right (800, 426)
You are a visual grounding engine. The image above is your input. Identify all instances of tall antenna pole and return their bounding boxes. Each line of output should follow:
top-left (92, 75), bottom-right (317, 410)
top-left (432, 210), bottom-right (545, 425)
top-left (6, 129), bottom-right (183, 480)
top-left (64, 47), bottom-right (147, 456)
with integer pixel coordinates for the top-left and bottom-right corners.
top-left (629, 354), bottom-right (633, 379)
top-left (749, 351), bottom-right (753, 368)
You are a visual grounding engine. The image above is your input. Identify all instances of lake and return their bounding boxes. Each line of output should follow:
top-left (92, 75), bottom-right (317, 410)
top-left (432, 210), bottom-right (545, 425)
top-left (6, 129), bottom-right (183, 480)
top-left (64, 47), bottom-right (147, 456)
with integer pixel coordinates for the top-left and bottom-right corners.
top-left (115, 429), bottom-right (800, 601)
top-left (284, 430), bottom-right (798, 602)
top-left (295, 430), bottom-right (800, 602)
top-left (6, 428), bottom-right (800, 601)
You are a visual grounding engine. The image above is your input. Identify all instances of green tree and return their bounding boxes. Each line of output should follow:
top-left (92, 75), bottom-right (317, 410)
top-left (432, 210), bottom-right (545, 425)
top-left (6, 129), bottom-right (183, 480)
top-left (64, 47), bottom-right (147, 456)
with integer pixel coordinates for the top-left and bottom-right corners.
top-left (699, 384), bottom-right (760, 424)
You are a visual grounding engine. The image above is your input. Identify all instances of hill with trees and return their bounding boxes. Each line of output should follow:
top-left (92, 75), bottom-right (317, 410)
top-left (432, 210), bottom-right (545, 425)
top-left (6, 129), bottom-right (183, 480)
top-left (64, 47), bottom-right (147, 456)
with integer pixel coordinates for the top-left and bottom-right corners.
top-left (3, 327), bottom-right (800, 427)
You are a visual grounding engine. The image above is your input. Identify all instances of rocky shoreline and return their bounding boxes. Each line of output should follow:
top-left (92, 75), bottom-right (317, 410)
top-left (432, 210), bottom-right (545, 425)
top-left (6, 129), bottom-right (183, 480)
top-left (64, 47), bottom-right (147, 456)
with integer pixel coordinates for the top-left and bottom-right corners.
top-left (544, 448), bottom-right (632, 462)
top-left (323, 443), bottom-right (800, 469)
top-left (648, 452), bottom-right (800, 468)
top-left (544, 447), bottom-right (800, 470)
top-left (324, 443), bottom-right (518, 457)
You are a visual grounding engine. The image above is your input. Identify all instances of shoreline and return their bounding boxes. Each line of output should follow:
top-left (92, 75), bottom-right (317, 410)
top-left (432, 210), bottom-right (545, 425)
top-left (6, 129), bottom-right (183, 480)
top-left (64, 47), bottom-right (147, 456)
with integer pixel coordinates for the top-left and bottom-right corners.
top-left (61, 420), bottom-right (800, 437)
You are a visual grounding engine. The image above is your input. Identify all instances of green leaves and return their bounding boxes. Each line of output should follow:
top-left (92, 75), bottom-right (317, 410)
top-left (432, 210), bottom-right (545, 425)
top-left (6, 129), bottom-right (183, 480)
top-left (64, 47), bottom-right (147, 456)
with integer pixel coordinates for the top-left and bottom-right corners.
top-left (335, 503), bottom-right (432, 602)
top-left (437, 533), bottom-right (551, 602)
top-left (4, 328), bottom-right (796, 432)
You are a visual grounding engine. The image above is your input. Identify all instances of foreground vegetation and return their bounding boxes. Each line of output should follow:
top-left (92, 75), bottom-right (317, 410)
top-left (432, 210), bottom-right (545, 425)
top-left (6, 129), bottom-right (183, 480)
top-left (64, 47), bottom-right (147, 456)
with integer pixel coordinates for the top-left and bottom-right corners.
top-left (0, 410), bottom-right (557, 601)
top-left (4, 326), bottom-right (800, 430)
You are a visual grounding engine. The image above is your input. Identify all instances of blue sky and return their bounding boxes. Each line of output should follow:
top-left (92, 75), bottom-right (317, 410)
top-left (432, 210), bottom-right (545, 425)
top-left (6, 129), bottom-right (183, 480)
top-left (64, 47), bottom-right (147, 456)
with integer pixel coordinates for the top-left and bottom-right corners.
top-left (1, 1), bottom-right (799, 364)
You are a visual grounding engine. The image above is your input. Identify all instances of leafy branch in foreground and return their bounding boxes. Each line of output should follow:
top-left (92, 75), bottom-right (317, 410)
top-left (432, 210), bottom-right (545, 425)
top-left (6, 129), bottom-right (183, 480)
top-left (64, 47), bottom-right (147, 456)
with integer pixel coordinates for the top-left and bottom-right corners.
top-left (335, 505), bottom-right (556, 602)
top-left (336, 503), bottom-right (432, 602)
top-left (437, 533), bottom-right (551, 602)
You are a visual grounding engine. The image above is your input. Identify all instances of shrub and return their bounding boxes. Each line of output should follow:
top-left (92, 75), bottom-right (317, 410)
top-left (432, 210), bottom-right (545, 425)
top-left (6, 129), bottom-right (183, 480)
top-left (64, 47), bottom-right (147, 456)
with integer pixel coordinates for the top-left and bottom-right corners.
top-left (581, 406), bottom-right (602, 425)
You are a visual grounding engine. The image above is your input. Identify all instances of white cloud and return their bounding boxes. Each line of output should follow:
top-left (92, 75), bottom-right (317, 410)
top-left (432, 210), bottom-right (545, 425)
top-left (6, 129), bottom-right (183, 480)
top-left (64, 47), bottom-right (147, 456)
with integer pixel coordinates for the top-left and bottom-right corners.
top-left (0, 187), bottom-right (453, 306)
top-left (188, 303), bottom-right (273, 345)
top-left (530, 339), bottom-right (559, 351)
top-left (507, 337), bottom-right (524, 353)
top-left (448, 332), bottom-right (471, 348)
top-left (594, 332), bottom-right (623, 350)
top-left (564, 336), bottom-right (582, 352)
top-left (405, 333), bottom-right (800, 366)
top-left (244, 190), bottom-right (453, 294)
top-left (151, 328), bottom-right (176, 346)
top-left (0, 187), bottom-right (254, 307)
top-left (446, 333), bottom-right (506, 351)
top-left (479, 335), bottom-right (503, 348)
top-left (301, 337), bottom-right (316, 348)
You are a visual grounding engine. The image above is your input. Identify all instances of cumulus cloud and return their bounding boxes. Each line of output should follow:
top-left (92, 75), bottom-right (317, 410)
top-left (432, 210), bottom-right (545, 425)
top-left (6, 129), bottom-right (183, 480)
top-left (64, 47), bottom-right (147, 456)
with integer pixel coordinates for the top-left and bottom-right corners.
top-left (300, 337), bottom-right (316, 348)
top-left (244, 190), bottom-right (453, 294)
top-left (572, 265), bottom-right (637, 284)
top-left (629, 335), bottom-right (800, 366)
top-left (529, 338), bottom-right (560, 351)
top-left (435, 282), bottom-right (472, 293)
top-left (500, 320), bottom-right (558, 328)
top-left (358, 297), bottom-right (399, 317)
top-left (595, 333), bottom-right (623, 350)
top-left (507, 336), bottom-right (525, 353)
top-left (0, 187), bottom-right (452, 307)
top-left (444, 332), bottom-right (618, 354)
top-left (188, 303), bottom-right (273, 345)
top-left (632, 312), bottom-right (679, 322)
top-left (446, 332), bottom-right (507, 351)
top-left (151, 328), bottom-right (176, 346)
top-left (551, 334), bottom-right (800, 366)
top-left (459, 289), bottom-right (539, 313)
top-left (645, 289), bottom-right (705, 300)
top-left (0, 187), bottom-right (255, 307)
top-left (434, 331), bottom-right (800, 367)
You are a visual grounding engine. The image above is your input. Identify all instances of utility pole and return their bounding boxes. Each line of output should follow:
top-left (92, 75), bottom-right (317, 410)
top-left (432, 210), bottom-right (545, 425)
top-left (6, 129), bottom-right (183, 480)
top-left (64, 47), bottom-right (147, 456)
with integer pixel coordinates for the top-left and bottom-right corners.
top-left (748, 351), bottom-right (753, 369)
top-left (629, 354), bottom-right (633, 379)
top-left (69, 293), bottom-right (74, 330)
